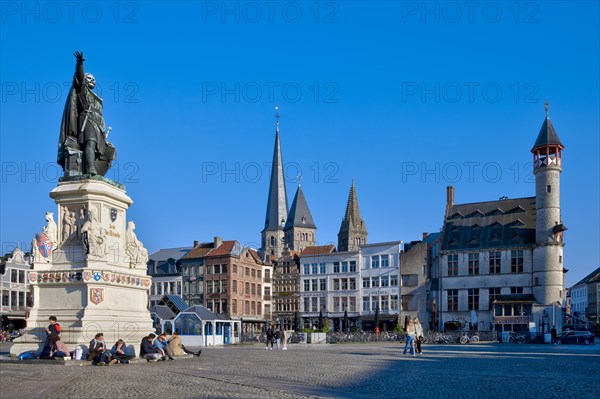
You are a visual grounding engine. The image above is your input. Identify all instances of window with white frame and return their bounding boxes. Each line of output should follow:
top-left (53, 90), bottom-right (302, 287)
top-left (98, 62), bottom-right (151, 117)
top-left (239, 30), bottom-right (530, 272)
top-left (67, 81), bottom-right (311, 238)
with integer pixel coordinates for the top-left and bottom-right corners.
top-left (371, 256), bottom-right (379, 268)
top-left (363, 296), bottom-right (370, 311)
top-left (350, 261), bottom-right (356, 272)
top-left (333, 262), bottom-right (340, 273)
top-left (381, 255), bottom-right (389, 268)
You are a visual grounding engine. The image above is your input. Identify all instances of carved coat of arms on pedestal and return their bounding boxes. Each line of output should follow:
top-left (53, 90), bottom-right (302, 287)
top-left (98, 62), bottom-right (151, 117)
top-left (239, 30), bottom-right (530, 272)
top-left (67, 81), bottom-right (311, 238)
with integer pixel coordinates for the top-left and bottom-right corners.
top-left (90, 288), bottom-right (104, 305)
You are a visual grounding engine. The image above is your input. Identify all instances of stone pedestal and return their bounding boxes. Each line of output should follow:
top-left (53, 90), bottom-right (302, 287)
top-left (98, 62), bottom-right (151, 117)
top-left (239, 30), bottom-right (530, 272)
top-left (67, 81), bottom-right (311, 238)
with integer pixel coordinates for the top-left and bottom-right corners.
top-left (11, 177), bottom-right (153, 356)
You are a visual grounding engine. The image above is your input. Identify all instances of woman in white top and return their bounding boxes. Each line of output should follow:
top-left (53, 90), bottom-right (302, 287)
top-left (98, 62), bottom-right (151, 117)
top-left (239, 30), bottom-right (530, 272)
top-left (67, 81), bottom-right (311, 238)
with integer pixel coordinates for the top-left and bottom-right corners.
top-left (413, 318), bottom-right (424, 355)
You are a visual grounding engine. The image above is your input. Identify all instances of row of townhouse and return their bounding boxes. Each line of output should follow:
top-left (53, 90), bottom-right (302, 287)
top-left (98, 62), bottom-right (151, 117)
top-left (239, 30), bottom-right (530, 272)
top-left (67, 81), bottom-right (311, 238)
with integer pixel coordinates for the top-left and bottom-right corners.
top-left (296, 239), bottom-right (436, 332)
top-left (148, 237), bottom-right (273, 332)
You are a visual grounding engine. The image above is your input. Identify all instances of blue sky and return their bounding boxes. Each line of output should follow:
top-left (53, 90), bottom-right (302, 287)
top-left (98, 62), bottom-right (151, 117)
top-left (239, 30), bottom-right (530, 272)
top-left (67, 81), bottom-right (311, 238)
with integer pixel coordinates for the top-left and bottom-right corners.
top-left (1, 1), bottom-right (598, 287)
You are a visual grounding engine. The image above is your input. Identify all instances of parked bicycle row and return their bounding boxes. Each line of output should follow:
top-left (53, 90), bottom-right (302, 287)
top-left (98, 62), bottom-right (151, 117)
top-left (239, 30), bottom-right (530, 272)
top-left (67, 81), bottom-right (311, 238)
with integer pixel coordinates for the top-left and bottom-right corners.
top-left (239, 330), bottom-right (501, 344)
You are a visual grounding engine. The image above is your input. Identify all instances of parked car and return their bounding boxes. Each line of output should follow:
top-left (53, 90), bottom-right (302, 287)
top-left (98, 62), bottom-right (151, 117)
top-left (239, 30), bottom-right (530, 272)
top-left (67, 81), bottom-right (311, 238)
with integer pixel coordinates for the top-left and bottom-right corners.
top-left (556, 330), bottom-right (595, 345)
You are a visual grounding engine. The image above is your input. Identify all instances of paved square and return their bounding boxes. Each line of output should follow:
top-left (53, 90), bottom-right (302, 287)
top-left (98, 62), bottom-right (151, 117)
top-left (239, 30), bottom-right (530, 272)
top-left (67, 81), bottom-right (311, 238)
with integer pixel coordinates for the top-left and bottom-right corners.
top-left (1, 343), bottom-right (599, 398)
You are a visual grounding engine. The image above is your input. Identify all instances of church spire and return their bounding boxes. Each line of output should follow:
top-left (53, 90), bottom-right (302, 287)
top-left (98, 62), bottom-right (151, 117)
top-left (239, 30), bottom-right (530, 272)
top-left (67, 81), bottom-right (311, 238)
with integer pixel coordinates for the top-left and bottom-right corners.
top-left (338, 180), bottom-right (368, 252)
top-left (261, 107), bottom-right (289, 260)
top-left (344, 179), bottom-right (361, 221)
top-left (283, 184), bottom-right (317, 251)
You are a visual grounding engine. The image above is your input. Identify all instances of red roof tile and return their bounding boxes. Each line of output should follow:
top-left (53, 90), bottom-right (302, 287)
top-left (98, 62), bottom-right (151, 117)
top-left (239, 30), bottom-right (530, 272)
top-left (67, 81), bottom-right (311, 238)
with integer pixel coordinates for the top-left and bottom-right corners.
top-left (300, 245), bottom-right (336, 256)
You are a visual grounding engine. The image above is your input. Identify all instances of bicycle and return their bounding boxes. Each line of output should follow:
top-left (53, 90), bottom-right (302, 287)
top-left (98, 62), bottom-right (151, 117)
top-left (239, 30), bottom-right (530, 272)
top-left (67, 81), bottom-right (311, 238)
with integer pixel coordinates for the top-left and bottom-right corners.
top-left (459, 332), bottom-right (480, 344)
top-left (508, 332), bottom-right (527, 343)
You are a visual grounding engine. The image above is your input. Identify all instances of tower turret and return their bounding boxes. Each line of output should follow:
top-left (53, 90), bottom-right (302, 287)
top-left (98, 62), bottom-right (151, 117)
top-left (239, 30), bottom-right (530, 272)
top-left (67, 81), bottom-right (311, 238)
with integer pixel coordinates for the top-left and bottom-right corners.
top-left (531, 103), bottom-right (566, 306)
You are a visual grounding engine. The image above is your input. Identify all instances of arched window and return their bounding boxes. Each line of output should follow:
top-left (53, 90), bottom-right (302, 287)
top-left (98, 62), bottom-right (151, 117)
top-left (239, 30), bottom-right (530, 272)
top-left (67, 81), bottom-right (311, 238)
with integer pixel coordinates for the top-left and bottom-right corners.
top-left (270, 236), bottom-right (275, 247)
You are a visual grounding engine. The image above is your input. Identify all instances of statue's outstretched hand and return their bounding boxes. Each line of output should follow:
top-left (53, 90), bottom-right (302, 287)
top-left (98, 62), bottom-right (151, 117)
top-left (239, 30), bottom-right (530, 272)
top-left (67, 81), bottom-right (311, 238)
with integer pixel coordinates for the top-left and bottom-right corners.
top-left (74, 51), bottom-right (85, 62)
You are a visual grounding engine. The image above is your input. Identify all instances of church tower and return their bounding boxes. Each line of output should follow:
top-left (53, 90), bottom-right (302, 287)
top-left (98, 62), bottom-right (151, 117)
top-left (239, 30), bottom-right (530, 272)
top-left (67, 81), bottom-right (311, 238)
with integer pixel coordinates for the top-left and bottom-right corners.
top-left (531, 103), bottom-right (566, 306)
top-left (338, 180), bottom-right (368, 252)
top-left (261, 108), bottom-right (289, 262)
top-left (284, 182), bottom-right (317, 252)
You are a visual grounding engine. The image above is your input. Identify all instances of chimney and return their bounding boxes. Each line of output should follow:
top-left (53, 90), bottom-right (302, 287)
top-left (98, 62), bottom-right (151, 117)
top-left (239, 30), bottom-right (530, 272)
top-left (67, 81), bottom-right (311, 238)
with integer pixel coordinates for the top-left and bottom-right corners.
top-left (422, 232), bottom-right (429, 240)
top-left (214, 236), bottom-right (222, 248)
top-left (445, 186), bottom-right (455, 219)
top-left (446, 186), bottom-right (454, 207)
top-left (193, 240), bottom-right (199, 248)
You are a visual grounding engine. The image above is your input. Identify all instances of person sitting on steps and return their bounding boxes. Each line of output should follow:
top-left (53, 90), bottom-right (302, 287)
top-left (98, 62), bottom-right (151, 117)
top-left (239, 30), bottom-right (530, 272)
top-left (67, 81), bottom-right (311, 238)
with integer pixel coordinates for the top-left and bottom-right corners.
top-left (139, 333), bottom-right (162, 362)
top-left (110, 339), bottom-right (135, 364)
top-left (167, 332), bottom-right (202, 357)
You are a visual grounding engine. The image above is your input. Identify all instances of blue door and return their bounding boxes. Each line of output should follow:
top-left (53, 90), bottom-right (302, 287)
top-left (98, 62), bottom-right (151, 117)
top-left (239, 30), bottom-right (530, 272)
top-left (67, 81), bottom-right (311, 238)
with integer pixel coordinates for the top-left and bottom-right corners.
top-left (224, 324), bottom-right (230, 344)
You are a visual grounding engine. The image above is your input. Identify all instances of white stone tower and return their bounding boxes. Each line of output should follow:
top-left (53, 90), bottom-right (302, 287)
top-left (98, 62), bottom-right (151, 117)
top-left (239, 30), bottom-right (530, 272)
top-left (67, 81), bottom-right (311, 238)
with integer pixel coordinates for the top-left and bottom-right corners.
top-left (531, 104), bottom-right (566, 306)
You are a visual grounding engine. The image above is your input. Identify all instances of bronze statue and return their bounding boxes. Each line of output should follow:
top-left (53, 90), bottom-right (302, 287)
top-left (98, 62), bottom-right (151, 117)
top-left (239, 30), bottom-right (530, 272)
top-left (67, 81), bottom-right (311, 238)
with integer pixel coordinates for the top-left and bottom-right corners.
top-left (58, 51), bottom-right (116, 177)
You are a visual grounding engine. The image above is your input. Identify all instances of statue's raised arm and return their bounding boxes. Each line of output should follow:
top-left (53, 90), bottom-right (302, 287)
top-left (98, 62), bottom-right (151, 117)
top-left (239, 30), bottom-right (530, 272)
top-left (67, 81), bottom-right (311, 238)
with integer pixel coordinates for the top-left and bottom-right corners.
top-left (58, 51), bottom-right (116, 178)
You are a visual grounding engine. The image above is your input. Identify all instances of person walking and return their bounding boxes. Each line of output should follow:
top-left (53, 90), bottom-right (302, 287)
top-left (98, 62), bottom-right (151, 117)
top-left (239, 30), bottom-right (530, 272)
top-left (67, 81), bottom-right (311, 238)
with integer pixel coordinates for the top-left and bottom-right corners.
top-left (281, 329), bottom-right (287, 350)
top-left (551, 326), bottom-right (557, 345)
top-left (275, 329), bottom-right (281, 350)
top-left (413, 317), bottom-right (424, 355)
top-left (403, 320), bottom-right (416, 357)
top-left (266, 326), bottom-right (274, 350)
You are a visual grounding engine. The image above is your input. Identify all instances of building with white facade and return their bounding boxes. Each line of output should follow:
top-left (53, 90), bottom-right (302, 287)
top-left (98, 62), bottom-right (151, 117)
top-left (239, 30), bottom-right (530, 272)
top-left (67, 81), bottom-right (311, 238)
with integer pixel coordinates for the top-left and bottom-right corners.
top-left (569, 267), bottom-right (600, 321)
top-left (299, 244), bottom-right (358, 330)
top-left (358, 242), bottom-right (402, 331)
top-left (298, 240), bottom-right (432, 332)
top-left (0, 248), bottom-right (32, 331)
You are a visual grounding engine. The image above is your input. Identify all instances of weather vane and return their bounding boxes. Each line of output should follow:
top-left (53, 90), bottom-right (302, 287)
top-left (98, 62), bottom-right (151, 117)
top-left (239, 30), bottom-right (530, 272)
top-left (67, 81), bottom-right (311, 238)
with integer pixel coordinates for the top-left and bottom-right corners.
top-left (275, 106), bottom-right (280, 124)
top-left (297, 173), bottom-right (302, 186)
top-left (544, 100), bottom-right (549, 116)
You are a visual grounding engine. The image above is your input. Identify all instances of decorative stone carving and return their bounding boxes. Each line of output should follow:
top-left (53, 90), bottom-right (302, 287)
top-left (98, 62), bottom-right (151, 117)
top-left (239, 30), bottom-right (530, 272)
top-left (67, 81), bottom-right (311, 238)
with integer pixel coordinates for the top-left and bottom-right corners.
top-left (76, 207), bottom-right (87, 240)
top-left (31, 212), bottom-right (58, 263)
top-left (62, 208), bottom-right (77, 242)
top-left (81, 208), bottom-right (106, 259)
top-left (42, 212), bottom-right (58, 245)
top-left (125, 221), bottom-right (148, 268)
top-left (90, 288), bottom-right (104, 305)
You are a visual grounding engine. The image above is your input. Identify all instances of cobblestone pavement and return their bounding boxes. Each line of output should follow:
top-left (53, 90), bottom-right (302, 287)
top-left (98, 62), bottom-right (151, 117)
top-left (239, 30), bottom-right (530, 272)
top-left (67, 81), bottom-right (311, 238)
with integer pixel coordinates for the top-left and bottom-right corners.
top-left (1, 342), bottom-right (599, 399)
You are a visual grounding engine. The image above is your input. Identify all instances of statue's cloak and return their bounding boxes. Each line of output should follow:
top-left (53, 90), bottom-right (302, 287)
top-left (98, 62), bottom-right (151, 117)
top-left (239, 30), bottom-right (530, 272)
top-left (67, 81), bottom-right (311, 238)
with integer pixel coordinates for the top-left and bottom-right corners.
top-left (57, 85), bottom-right (78, 167)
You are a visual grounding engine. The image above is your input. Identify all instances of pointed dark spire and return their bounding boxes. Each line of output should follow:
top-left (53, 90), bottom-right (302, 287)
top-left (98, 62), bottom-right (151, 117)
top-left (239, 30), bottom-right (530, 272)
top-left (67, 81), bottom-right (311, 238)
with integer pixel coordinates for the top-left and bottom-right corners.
top-left (344, 179), bottom-right (362, 222)
top-left (338, 180), bottom-right (368, 252)
top-left (284, 185), bottom-right (316, 230)
top-left (531, 102), bottom-right (564, 152)
top-left (264, 107), bottom-right (289, 230)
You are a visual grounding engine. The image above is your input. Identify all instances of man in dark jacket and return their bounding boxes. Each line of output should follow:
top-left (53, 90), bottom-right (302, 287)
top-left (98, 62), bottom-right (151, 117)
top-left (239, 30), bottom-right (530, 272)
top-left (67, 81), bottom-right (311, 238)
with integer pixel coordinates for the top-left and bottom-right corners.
top-left (140, 334), bottom-right (162, 361)
top-left (266, 327), bottom-right (274, 350)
